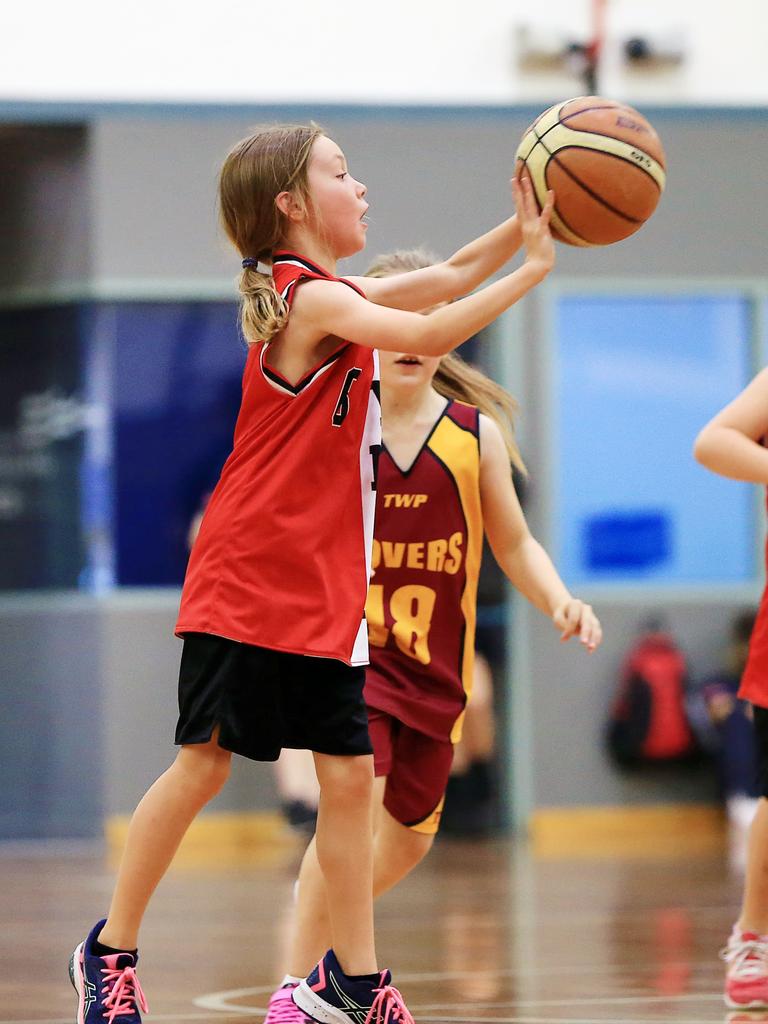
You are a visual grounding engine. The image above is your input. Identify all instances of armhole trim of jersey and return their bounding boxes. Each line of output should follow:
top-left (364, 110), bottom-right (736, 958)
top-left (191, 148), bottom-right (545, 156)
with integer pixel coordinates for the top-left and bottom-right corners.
top-left (260, 342), bottom-right (350, 396)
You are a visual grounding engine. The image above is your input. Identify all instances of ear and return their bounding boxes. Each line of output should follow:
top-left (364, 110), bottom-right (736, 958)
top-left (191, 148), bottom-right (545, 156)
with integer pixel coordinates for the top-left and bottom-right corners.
top-left (275, 190), bottom-right (305, 223)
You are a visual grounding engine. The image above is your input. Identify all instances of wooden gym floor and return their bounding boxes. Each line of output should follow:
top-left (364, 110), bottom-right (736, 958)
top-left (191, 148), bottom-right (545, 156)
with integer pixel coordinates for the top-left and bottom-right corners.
top-left (0, 834), bottom-right (756, 1023)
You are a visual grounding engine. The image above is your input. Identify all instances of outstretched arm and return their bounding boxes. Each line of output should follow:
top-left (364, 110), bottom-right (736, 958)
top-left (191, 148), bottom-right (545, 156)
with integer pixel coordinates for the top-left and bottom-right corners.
top-left (694, 368), bottom-right (768, 483)
top-left (296, 178), bottom-right (554, 356)
top-left (479, 415), bottom-right (602, 652)
top-left (348, 210), bottom-right (523, 312)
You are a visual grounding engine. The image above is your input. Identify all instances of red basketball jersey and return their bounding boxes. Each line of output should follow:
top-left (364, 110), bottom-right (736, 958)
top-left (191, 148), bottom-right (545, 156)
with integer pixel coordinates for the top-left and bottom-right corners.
top-left (176, 251), bottom-right (381, 666)
top-left (363, 400), bottom-right (483, 741)
top-left (739, 492), bottom-right (768, 707)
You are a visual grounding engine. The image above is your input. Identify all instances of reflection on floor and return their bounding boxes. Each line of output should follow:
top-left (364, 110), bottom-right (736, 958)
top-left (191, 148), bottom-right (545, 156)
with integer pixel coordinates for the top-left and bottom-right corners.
top-left (0, 835), bottom-right (750, 1023)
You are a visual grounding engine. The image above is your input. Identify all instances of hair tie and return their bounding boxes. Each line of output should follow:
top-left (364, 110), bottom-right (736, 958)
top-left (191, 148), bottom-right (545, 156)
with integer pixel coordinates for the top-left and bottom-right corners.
top-left (241, 257), bottom-right (260, 269)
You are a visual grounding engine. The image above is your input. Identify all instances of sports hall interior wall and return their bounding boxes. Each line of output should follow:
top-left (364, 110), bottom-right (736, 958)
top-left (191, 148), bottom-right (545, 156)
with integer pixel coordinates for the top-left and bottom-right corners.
top-left (0, 107), bottom-right (765, 839)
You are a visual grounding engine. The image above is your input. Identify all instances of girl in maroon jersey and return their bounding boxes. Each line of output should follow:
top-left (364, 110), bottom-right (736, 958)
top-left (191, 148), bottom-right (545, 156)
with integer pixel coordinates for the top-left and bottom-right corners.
top-left (695, 373), bottom-right (768, 1011)
top-left (266, 249), bottom-right (602, 1022)
top-left (70, 125), bottom-right (556, 1024)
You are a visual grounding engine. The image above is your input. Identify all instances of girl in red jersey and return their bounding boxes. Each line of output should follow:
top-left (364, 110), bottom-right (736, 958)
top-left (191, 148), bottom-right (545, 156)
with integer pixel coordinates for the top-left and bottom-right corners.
top-left (265, 249), bottom-right (602, 1023)
top-left (695, 372), bottom-right (768, 1011)
top-left (69, 125), bottom-right (555, 1024)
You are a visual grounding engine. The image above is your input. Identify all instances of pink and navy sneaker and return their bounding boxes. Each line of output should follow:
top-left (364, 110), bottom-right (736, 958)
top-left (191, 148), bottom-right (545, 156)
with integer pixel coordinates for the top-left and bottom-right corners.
top-left (264, 981), bottom-right (314, 1024)
top-left (293, 949), bottom-right (415, 1024)
top-left (722, 926), bottom-right (768, 1009)
top-left (69, 919), bottom-right (148, 1024)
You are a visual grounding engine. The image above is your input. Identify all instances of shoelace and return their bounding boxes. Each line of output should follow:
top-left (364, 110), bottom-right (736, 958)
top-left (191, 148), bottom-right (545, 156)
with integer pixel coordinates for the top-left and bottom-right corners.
top-left (721, 937), bottom-right (768, 979)
top-left (100, 964), bottom-right (149, 1023)
top-left (269, 989), bottom-right (309, 1024)
top-left (364, 984), bottom-right (415, 1024)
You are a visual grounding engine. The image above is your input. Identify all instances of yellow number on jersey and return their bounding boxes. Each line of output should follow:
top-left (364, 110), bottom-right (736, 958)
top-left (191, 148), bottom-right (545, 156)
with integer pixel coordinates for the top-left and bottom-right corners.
top-left (366, 583), bottom-right (437, 665)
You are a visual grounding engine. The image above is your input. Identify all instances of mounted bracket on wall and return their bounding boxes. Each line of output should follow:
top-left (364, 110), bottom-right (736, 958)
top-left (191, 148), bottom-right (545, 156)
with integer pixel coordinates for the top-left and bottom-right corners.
top-left (622, 30), bottom-right (687, 70)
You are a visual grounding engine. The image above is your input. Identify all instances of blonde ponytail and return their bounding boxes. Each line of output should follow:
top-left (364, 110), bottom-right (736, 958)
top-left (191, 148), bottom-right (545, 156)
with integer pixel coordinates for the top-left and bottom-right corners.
top-left (238, 265), bottom-right (289, 344)
top-left (218, 122), bottom-right (325, 344)
top-left (365, 248), bottom-right (527, 475)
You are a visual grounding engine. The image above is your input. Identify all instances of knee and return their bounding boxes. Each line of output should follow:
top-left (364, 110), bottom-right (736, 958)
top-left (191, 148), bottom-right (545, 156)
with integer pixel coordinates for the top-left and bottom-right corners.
top-left (375, 829), bottom-right (433, 893)
top-left (402, 831), bottom-right (434, 871)
top-left (318, 755), bottom-right (374, 807)
top-left (176, 743), bottom-right (231, 801)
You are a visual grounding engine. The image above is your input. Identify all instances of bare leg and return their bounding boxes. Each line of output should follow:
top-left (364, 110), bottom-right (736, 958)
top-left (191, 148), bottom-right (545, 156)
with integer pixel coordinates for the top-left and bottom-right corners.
top-left (274, 747), bottom-right (320, 807)
top-left (460, 652), bottom-right (496, 762)
top-left (371, 802), bottom-right (435, 894)
top-left (302, 753), bottom-right (376, 976)
top-left (99, 736), bottom-right (231, 949)
top-left (451, 653), bottom-right (495, 774)
top-left (738, 797), bottom-right (768, 933)
top-left (288, 776), bottom-right (434, 976)
top-left (289, 834), bottom-right (331, 976)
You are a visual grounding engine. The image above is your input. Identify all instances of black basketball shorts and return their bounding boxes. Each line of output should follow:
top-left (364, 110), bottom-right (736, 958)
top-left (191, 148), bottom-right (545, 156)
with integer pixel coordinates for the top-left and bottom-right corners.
top-left (175, 632), bottom-right (373, 762)
top-left (753, 705), bottom-right (768, 798)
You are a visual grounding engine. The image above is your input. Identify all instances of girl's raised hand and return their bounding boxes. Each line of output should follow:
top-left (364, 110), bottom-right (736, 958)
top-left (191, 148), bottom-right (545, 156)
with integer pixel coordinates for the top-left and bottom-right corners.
top-left (511, 176), bottom-right (555, 275)
top-left (552, 598), bottom-right (603, 653)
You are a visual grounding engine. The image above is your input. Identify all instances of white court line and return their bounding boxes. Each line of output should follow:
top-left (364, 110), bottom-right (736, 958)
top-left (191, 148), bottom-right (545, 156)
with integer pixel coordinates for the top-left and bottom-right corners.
top-left (193, 987), bottom-right (725, 1019)
top-left (193, 962), bottom-right (726, 1013)
top-left (416, 994), bottom-right (725, 1010)
top-left (0, 1016), bottom-right (250, 1024)
top-left (195, 988), bottom-right (725, 1014)
top-left (193, 989), bottom-right (265, 1015)
top-left (413, 1017), bottom-right (727, 1024)
top-left (0, 1017), bottom-right (729, 1024)
top-left (193, 958), bottom-right (723, 1009)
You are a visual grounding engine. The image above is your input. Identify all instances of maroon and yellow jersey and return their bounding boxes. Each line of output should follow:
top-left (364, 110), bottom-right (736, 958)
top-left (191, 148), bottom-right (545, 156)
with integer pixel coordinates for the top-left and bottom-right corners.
top-left (176, 251), bottom-right (381, 666)
top-left (364, 399), bottom-right (483, 742)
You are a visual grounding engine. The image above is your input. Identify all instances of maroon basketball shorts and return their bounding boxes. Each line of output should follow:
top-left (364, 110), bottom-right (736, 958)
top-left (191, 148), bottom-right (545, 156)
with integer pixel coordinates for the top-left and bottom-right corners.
top-left (367, 707), bottom-right (454, 835)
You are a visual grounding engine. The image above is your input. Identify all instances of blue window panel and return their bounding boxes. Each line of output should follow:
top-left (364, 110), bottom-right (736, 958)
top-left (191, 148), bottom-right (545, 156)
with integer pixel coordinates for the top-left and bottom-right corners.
top-left (584, 511), bottom-right (671, 571)
top-left (555, 294), bottom-right (754, 585)
top-left (113, 301), bottom-right (245, 586)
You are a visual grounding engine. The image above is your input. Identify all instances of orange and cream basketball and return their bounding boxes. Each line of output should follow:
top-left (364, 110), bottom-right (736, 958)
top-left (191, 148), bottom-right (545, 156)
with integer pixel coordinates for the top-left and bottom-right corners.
top-left (515, 96), bottom-right (667, 247)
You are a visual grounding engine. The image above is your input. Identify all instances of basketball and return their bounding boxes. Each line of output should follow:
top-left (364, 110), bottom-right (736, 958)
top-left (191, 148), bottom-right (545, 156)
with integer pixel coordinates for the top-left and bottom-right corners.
top-left (515, 96), bottom-right (667, 246)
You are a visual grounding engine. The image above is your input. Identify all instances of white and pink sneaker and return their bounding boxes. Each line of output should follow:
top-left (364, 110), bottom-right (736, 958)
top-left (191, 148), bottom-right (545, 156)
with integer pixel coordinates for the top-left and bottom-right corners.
top-left (264, 982), bottom-right (313, 1024)
top-left (723, 927), bottom-right (768, 1009)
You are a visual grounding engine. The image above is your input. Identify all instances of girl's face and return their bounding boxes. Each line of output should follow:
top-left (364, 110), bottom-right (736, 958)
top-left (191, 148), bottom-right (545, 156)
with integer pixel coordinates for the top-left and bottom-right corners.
top-left (379, 350), bottom-right (442, 392)
top-left (306, 135), bottom-right (369, 257)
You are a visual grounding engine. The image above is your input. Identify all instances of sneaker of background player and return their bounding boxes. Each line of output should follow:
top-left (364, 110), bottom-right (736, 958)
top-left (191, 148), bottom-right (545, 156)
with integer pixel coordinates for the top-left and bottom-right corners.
top-left (283, 799), bottom-right (319, 835)
top-left (293, 948), bottom-right (415, 1024)
top-left (264, 979), bottom-right (314, 1024)
top-left (69, 919), bottom-right (148, 1024)
top-left (722, 926), bottom-right (768, 1009)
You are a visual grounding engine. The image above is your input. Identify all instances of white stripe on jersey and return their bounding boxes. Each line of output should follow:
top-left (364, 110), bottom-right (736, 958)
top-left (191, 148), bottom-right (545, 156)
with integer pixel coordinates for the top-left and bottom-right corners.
top-left (351, 349), bottom-right (381, 666)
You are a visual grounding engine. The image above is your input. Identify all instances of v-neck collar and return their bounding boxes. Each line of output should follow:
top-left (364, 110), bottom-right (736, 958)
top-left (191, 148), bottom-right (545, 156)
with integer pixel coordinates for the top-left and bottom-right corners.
top-left (383, 399), bottom-right (451, 477)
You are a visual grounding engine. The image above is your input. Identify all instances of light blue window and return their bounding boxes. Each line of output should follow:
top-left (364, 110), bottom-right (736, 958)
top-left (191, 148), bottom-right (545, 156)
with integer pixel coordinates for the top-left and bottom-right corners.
top-left (554, 293), bottom-right (755, 585)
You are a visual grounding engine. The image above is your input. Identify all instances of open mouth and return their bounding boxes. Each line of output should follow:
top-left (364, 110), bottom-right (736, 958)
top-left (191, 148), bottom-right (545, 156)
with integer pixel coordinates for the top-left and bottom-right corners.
top-left (395, 356), bottom-right (422, 365)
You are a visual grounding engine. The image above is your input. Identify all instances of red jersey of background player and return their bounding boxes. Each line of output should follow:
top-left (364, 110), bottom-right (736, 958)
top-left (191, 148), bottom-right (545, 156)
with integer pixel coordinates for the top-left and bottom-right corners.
top-left (364, 399), bottom-right (483, 742)
top-left (176, 252), bottom-right (381, 666)
top-left (740, 490), bottom-right (768, 707)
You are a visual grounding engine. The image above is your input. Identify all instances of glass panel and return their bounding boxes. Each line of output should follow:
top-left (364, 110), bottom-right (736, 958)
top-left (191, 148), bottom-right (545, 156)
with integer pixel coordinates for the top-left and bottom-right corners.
top-left (0, 305), bottom-right (88, 589)
top-left (113, 301), bottom-right (244, 586)
top-left (555, 293), bottom-right (754, 585)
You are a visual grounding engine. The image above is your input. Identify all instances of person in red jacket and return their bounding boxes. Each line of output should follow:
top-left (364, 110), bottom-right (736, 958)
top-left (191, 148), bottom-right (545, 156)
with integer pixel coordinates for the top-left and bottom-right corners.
top-left (696, 370), bottom-right (768, 1011)
top-left (69, 125), bottom-right (557, 1024)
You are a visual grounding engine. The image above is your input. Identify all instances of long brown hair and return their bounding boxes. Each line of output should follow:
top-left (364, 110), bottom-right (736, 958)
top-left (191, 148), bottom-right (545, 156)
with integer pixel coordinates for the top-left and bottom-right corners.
top-left (365, 249), bottom-right (527, 474)
top-left (219, 123), bottom-right (325, 344)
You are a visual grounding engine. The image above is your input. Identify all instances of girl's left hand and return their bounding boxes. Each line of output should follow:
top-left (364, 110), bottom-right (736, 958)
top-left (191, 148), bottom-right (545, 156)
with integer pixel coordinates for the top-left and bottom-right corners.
top-left (552, 599), bottom-right (602, 653)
